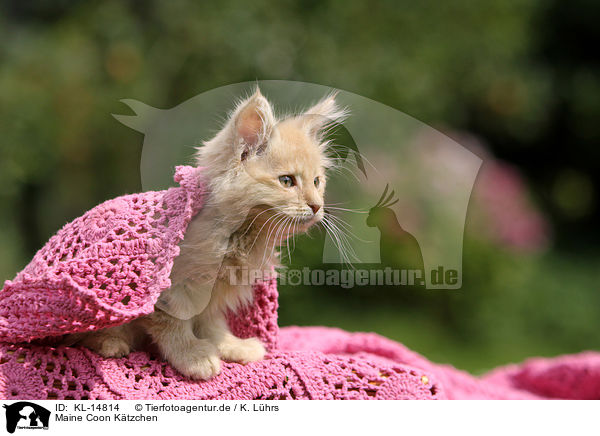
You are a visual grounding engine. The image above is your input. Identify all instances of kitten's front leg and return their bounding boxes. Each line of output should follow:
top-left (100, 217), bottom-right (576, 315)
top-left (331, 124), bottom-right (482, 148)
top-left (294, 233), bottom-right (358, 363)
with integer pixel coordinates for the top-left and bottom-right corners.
top-left (194, 313), bottom-right (265, 364)
top-left (141, 310), bottom-right (220, 380)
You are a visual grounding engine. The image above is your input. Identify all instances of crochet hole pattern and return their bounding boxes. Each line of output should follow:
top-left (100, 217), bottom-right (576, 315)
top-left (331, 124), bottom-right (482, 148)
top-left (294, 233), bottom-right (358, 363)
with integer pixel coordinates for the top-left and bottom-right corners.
top-left (0, 347), bottom-right (94, 400)
top-left (0, 167), bottom-right (205, 344)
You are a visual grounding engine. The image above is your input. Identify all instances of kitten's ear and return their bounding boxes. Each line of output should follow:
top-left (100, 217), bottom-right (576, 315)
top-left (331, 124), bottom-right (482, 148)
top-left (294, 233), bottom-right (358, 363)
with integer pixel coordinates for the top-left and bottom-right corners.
top-left (302, 92), bottom-right (348, 140)
top-left (234, 89), bottom-right (275, 160)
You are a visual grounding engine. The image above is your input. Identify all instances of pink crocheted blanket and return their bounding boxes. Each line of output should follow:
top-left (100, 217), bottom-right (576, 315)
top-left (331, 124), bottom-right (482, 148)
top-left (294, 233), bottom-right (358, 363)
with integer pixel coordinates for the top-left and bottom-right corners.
top-left (1, 166), bottom-right (598, 400)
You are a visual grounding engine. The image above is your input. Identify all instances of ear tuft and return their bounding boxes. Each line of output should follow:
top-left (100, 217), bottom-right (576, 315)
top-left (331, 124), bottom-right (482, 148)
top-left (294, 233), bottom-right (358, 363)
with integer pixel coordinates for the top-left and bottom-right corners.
top-left (302, 92), bottom-right (349, 140)
top-left (235, 89), bottom-right (275, 160)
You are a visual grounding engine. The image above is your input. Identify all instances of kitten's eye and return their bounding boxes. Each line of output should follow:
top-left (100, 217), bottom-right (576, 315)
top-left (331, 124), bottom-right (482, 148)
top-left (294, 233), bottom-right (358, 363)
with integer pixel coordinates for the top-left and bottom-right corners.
top-left (314, 177), bottom-right (320, 188)
top-left (279, 175), bottom-right (294, 188)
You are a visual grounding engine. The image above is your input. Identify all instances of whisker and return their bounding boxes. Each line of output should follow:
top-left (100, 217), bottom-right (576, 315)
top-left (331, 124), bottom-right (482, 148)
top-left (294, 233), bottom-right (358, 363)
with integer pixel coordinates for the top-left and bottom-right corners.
top-left (321, 217), bottom-right (353, 268)
top-left (260, 214), bottom-right (289, 267)
top-left (322, 215), bottom-right (361, 267)
top-left (325, 206), bottom-right (368, 214)
top-left (239, 206), bottom-right (280, 238)
top-left (284, 217), bottom-right (295, 264)
top-left (248, 212), bottom-right (284, 254)
top-left (325, 212), bottom-right (371, 244)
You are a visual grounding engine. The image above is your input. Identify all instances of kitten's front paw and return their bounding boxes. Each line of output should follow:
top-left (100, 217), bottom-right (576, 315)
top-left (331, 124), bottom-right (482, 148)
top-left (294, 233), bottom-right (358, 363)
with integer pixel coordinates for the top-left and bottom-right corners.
top-left (218, 337), bottom-right (266, 364)
top-left (180, 355), bottom-right (221, 380)
top-left (173, 347), bottom-right (221, 380)
top-left (97, 337), bottom-right (131, 358)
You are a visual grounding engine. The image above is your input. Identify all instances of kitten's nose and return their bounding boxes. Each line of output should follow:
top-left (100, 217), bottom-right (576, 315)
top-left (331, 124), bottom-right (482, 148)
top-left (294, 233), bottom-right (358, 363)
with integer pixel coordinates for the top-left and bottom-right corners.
top-left (309, 204), bottom-right (321, 214)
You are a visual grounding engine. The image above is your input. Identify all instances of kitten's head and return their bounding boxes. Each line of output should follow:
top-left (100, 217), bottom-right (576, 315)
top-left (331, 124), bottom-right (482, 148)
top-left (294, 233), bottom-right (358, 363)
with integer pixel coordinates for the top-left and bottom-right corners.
top-left (197, 88), bottom-right (347, 232)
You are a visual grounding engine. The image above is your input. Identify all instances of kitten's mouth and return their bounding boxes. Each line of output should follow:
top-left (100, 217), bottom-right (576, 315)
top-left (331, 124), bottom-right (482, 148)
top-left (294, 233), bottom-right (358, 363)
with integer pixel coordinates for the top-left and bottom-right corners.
top-left (296, 214), bottom-right (321, 230)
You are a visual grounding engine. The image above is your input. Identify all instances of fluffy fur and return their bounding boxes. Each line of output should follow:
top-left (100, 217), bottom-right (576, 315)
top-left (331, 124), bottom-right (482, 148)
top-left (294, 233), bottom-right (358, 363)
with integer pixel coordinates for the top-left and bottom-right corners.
top-left (73, 89), bottom-right (347, 379)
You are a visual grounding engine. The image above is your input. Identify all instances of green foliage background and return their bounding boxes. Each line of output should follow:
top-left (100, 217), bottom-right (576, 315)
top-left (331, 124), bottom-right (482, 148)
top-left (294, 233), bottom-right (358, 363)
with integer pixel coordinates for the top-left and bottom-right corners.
top-left (1, 0), bottom-right (598, 373)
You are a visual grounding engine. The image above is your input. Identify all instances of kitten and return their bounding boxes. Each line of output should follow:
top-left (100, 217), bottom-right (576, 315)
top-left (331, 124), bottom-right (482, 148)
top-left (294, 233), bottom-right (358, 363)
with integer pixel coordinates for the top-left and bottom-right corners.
top-left (72, 88), bottom-right (347, 380)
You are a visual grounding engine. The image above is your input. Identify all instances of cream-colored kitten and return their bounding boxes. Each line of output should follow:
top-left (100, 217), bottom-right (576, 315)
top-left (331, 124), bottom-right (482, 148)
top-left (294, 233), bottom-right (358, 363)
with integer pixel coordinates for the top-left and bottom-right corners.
top-left (72, 89), bottom-right (346, 380)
